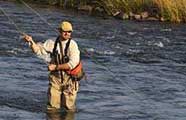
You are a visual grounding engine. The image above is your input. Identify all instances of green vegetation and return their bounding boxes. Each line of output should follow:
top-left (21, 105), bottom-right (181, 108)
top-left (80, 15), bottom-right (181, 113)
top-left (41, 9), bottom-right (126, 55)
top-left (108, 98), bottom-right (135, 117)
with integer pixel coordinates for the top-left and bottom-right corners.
top-left (153, 0), bottom-right (186, 22)
top-left (93, 0), bottom-right (186, 23)
top-left (16, 0), bottom-right (186, 23)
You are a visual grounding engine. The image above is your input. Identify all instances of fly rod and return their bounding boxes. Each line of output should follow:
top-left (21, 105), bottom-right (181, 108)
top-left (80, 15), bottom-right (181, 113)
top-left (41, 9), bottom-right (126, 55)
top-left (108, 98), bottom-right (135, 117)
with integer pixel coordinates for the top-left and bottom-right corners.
top-left (0, 6), bottom-right (25, 35)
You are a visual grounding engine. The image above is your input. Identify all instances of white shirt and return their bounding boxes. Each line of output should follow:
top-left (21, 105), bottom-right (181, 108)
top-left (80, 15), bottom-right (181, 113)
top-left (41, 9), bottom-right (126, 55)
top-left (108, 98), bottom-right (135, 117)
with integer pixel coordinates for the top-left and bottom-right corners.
top-left (33, 38), bottom-right (80, 70)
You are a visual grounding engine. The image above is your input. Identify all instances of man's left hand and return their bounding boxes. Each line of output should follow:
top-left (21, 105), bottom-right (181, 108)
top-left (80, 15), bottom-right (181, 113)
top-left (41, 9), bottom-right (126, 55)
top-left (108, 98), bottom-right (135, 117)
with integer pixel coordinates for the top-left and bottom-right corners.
top-left (48, 64), bottom-right (57, 71)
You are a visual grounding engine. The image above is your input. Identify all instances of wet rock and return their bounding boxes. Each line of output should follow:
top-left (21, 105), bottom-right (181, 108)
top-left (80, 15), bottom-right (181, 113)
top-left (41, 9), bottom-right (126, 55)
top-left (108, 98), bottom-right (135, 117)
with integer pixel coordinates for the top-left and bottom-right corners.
top-left (160, 17), bottom-right (165, 22)
top-left (129, 12), bottom-right (134, 20)
top-left (113, 11), bottom-right (120, 16)
top-left (134, 14), bottom-right (141, 20)
top-left (92, 6), bottom-right (105, 16)
top-left (141, 11), bottom-right (149, 19)
top-left (113, 11), bottom-right (129, 20)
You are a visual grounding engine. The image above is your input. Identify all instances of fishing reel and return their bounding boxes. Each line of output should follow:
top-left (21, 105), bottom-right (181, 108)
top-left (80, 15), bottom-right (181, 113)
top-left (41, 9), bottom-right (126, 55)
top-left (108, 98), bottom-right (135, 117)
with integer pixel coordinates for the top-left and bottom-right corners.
top-left (63, 55), bottom-right (69, 63)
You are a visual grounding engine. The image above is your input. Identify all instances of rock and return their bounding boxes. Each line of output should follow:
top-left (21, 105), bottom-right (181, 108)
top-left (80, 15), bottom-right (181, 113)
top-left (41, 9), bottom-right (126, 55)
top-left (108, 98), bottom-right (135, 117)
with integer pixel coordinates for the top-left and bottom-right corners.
top-left (113, 11), bottom-right (129, 20)
top-left (91, 6), bottom-right (107, 17)
top-left (77, 5), bottom-right (93, 15)
top-left (134, 14), bottom-right (141, 20)
top-left (146, 17), bottom-right (159, 21)
top-left (113, 11), bottom-right (120, 16)
top-left (129, 12), bottom-right (134, 19)
top-left (123, 13), bottom-right (129, 19)
top-left (141, 11), bottom-right (149, 19)
top-left (160, 17), bottom-right (165, 22)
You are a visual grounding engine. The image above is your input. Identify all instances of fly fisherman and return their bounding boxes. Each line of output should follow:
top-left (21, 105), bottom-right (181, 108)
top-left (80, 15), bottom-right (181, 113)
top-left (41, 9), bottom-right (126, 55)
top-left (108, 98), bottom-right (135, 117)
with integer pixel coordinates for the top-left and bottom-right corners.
top-left (23, 21), bottom-right (80, 112)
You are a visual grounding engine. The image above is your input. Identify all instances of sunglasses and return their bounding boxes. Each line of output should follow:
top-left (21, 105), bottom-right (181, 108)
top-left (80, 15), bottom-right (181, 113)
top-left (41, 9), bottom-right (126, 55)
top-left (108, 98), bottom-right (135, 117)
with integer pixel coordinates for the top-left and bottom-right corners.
top-left (58, 28), bottom-right (72, 33)
top-left (62, 31), bottom-right (72, 33)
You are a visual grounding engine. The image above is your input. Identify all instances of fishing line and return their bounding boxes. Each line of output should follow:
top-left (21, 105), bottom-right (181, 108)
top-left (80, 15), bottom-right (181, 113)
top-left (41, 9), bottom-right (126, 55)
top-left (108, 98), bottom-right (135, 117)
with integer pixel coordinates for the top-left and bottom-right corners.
top-left (0, 0), bottom-right (58, 35)
top-left (0, 6), bottom-right (25, 35)
top-left (80, 23), bottom-right (159, 114)
top-left (83, 47), bottom-right (159, 118)
top-left (84, 47), bottom-right (148, 99)
top-left (20, 0), bottom-right (59, 34)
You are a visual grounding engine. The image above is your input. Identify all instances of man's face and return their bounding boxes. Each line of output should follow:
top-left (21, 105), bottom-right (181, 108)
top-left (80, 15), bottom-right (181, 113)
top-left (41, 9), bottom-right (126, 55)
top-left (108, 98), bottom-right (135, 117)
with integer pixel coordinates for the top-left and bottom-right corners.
top-left (59, 29), bottom-right (72, 40)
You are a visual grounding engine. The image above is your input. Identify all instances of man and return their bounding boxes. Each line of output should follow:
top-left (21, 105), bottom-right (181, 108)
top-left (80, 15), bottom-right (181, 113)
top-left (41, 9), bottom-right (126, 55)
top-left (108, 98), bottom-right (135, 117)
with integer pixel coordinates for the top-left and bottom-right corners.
top-left (23, 21), bottom-right (80, 112)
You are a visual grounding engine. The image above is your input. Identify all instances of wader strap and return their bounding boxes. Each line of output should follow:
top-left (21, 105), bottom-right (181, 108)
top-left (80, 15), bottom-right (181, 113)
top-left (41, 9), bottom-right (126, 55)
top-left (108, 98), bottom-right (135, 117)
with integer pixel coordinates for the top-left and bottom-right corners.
top-left (58, 39), bottom-right (64, 63)
top-left (52, 36), bottom-right (60, 54)
top-left (53, 38), bottom-right (71, 63)
top-left (64, 38), bottom-right (71, 57)
top-left (52, 36), bottom-right (64, 83)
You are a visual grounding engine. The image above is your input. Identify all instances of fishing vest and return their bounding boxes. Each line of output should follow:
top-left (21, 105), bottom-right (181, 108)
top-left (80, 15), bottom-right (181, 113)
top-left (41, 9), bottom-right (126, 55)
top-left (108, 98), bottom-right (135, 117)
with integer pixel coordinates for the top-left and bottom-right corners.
top-left (51, 36), bottom-right (85, 81)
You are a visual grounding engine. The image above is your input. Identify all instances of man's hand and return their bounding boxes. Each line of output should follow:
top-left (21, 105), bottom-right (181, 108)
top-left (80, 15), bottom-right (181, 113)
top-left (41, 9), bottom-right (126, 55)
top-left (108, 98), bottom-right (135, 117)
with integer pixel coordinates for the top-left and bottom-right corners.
top-left (48, 64), bottom-right (57, 71)
top-left (23, 34), bottom-right (33, 43)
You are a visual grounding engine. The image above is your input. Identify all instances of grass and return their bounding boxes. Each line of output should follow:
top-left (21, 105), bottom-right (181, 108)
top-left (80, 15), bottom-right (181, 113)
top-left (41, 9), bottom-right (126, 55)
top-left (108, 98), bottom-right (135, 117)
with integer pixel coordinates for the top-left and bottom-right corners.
top-left (92, 0), bottom-right (186, 23)
top-left (153, 0), bottom-right (181, 22)
top-left (18, 0), bottom-right (186, 23)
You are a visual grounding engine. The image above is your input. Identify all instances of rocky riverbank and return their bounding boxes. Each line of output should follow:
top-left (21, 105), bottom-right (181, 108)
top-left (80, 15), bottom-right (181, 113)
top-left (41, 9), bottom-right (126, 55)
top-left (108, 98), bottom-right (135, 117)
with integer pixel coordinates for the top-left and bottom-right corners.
top-left (8, 0), bottom-right (186, 23)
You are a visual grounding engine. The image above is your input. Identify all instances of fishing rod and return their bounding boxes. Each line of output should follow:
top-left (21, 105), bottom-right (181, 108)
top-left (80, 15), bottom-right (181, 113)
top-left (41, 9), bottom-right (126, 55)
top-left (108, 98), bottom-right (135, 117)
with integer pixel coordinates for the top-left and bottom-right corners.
top-left (20, 0), bottom-right (59, 34)
top-left (0, 6), bottom-right (25, 35)
top-left (0, 0), bottom-right (58, 35)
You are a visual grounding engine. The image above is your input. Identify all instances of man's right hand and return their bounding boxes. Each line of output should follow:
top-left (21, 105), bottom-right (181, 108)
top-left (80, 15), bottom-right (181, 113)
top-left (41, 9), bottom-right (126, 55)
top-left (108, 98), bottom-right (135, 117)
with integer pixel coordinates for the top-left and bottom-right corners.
top-left (23, 34), bottom-right (33, 43)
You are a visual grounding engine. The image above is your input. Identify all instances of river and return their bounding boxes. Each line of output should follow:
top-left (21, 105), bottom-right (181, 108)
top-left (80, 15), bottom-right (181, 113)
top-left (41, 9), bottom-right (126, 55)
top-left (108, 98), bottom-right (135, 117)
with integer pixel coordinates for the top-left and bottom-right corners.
top-left (0, 1), bottom-right (186, 120)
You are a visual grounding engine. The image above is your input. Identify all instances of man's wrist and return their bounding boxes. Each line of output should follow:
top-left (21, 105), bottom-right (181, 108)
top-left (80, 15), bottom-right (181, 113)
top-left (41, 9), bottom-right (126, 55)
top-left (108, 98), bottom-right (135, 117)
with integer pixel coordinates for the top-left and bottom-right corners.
top-left (55, 65), bottom-right (58, 71)
top-left (28, 40), bottom-right (34, 46)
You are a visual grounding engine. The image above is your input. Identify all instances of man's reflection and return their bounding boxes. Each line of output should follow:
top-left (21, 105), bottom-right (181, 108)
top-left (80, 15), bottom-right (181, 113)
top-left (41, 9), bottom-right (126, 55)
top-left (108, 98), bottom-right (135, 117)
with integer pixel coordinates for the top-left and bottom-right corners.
top-left (46, 111), bottom-right (75, 120)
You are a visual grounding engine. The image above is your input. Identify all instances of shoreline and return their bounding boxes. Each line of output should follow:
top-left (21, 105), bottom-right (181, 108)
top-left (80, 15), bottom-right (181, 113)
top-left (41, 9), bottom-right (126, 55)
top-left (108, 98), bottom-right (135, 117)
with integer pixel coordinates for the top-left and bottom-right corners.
top-left (3, 0), bottom-right (186, 23)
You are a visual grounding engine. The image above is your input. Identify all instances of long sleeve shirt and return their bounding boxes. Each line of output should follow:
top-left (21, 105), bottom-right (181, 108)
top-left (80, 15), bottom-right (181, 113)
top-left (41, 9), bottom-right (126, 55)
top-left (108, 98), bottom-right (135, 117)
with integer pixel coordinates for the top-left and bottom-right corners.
top-left (32, 38), bottom-right (80, 70)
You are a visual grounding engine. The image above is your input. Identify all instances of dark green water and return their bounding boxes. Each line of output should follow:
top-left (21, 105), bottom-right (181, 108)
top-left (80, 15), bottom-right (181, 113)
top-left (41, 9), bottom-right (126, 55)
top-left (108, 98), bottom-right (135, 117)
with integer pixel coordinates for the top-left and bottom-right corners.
top-left (1, 1), bottom-right (186, 120)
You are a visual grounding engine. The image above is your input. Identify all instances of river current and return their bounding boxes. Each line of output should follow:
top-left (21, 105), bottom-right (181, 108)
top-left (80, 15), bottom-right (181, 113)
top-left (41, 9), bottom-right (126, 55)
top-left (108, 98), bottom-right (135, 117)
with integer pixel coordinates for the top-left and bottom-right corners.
top-left (0, 1), bottom-right (186, 120)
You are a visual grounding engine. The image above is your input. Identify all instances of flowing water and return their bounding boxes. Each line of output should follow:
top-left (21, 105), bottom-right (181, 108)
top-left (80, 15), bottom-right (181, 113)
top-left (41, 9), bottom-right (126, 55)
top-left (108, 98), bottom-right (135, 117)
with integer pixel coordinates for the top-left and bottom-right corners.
top-left (1, 1), bottom-right (186, 120)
